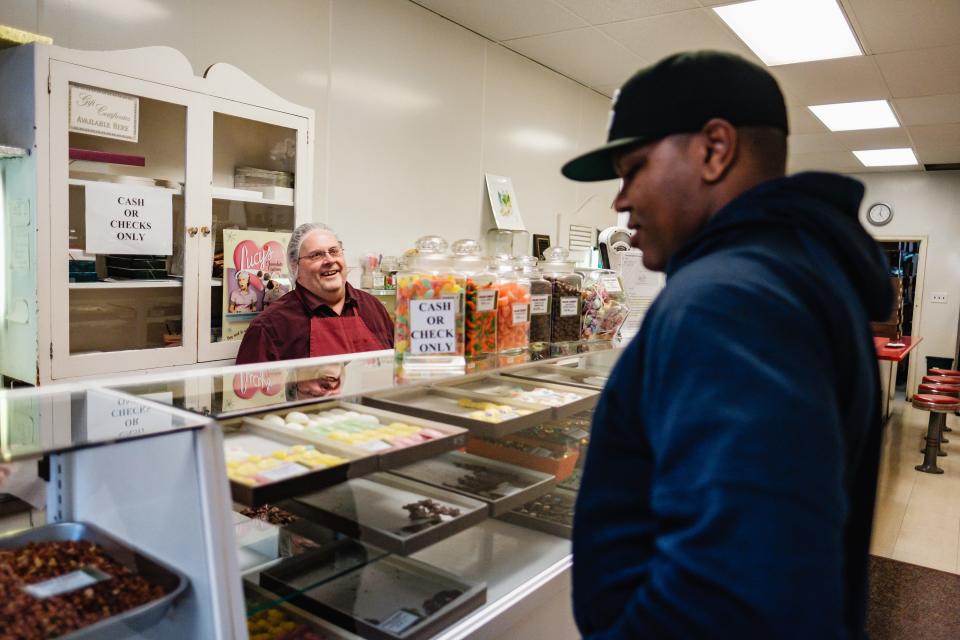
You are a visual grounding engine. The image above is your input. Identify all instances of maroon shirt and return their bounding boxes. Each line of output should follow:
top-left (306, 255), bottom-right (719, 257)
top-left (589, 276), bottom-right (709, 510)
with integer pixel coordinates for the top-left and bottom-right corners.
top-left (235, 283), bottom-right (393, 364)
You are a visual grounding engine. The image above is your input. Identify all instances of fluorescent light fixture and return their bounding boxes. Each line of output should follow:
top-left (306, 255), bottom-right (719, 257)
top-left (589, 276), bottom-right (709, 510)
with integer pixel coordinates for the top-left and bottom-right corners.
top-left (853, 148), bottom-right (918, 167)
top-left (714, 0), bottom-right (862, 66)
top-left (808, 100), bottom-right (899, 132)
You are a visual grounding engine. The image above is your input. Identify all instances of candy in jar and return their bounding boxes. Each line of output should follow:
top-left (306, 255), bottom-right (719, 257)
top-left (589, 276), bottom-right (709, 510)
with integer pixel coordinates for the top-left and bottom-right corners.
top-left (540, 247), bottom-right (583, 354)
top-left (580, 269), bottom-right (630, 341)
top-left (493, 256), bottom-right (531, 354)
top-left (453, 239), bottom-right (497, 358)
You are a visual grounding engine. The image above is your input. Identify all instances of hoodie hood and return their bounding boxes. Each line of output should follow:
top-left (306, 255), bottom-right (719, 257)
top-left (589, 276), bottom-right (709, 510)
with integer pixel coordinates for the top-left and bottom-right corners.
top-left (665, 171), bottom-right (893, 321)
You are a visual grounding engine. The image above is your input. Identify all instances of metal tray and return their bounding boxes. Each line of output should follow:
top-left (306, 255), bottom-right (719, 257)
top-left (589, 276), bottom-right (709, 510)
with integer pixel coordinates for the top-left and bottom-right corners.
top-left (245, 400), bottom-right (469, 472)
top-left (283, 473), bottom-right (488, 555)
top-left (431, 374), bottom-right (599, 420)
top-left (224, 424), bottom-right (379, 508)
top-left (246, 581), bottom-right (364, 639)
top-left (388, 451), bottom-right (556, 516)
top-left (261, 546), bottom-right (486, 640)
top-left (361, 387), bottom-right (549, 438)
top-left (0, 521), bottom-right (188, 639)
top-left (496, 487), bottom-right (578, 539)
top-left (501, 364), bottom-right (610, 391)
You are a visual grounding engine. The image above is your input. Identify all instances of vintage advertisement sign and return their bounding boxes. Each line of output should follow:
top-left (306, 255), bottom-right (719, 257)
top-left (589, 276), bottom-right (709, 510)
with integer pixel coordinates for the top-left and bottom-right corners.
top-left (222, 229), bottom-right (292, 342)
top-left (84, 182), bottom-right (172, 255)
top-left (69, 84), bottom-right (139, 142)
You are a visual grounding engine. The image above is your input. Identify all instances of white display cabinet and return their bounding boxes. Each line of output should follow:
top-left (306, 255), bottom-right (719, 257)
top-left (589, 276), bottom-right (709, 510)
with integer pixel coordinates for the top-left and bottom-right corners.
top-left (0, 44), bottom-right (313, 385)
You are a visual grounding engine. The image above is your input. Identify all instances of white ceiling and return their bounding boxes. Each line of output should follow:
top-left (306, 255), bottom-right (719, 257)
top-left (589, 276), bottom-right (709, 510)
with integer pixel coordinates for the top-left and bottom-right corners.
top-left (411, 0), bottom-right (960, 173)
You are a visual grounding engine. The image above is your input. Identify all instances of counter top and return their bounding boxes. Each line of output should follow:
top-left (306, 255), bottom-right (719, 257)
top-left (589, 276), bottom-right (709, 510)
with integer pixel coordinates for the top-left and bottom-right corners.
top-left (874, 336), bottom-right (922, 362)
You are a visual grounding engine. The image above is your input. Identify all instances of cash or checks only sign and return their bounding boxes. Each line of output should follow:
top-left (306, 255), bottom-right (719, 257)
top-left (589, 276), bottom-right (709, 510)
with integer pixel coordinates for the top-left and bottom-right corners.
top-left (409, 299), bottom-right (457, 353)
top-left (84, 182), bottom-right (173, 255)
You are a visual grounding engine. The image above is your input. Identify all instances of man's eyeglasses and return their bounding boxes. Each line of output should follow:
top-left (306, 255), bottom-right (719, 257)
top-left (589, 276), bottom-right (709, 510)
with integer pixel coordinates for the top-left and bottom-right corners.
top-left (299, 246), bottom-right (343, 261)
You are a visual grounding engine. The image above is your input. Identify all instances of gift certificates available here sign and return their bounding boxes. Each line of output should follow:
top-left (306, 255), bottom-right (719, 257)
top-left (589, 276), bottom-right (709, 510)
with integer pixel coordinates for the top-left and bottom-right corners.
top-left (409, 299), bottom-right (457, 354)
top-left (84, 182), bottom-right (173, 255)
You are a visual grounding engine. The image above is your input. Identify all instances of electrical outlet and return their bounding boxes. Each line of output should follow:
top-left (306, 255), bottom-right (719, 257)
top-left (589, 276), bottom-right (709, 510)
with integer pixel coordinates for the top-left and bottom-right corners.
top-left (931, 292), bottom-right (948, 304)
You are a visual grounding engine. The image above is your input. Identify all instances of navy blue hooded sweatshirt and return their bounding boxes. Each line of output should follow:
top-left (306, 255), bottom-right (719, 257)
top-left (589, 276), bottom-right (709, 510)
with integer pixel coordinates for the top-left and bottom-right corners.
top-left (572, 172), bottom-right (893, 639)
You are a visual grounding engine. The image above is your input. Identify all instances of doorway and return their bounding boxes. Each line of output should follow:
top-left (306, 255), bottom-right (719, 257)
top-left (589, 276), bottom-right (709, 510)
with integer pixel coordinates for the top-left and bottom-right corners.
top-left (878, 239), bottom-right (922, 391)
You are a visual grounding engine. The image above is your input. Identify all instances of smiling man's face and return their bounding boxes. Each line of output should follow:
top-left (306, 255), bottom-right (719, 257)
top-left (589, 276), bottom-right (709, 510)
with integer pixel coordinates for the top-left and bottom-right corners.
top-left (298, 230), bottom-right (346, 301)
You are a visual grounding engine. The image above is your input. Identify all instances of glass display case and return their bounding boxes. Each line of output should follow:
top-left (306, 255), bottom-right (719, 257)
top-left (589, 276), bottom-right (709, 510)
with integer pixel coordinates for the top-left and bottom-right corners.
top-left (1, 346), bottom-right (626, 639)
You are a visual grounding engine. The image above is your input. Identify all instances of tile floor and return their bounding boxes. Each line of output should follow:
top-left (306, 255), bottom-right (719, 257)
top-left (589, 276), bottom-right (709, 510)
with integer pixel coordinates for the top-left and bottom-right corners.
top-left (871, 392), bottom-right (960, 574)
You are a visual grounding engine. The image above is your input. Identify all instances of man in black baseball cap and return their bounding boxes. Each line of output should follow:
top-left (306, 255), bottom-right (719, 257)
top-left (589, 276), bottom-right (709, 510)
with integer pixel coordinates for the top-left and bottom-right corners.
top-left (567, 51), bottom-right (892, 637)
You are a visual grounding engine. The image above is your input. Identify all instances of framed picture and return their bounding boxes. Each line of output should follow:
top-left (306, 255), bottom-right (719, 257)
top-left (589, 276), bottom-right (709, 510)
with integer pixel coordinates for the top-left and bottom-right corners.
top-left (533, 234), bottom-right (551, 260)
top-left (485, 174), bottom-right (525, 231)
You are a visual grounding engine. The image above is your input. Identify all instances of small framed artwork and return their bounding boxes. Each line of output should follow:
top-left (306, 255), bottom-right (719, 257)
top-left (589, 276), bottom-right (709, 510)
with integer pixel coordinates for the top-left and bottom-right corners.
top-left (532, 234), bottom-right (551, 260)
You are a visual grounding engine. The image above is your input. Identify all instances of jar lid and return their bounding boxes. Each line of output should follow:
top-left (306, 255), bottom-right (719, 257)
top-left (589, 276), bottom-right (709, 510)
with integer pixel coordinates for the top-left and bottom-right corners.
top-left (540, 246), bottom-right (576, 272)
top-left (451, 239), bottom-right (490, 273)
top-left (409, 235), bottom-right (453, 269)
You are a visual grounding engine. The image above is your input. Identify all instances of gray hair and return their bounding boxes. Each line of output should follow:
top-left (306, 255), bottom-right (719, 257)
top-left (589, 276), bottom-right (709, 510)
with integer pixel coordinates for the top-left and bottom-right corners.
top-left (287, 222), bottom-right (341, 285)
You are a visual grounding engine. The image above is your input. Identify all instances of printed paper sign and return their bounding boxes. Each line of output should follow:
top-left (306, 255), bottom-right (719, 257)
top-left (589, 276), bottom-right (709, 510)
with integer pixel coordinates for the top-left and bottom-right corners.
top-left (531, 294), bottom-right (550, 315)
top-left (380, 610), bottom-right (421, 634)
top-left (84, 390), bottom-right (173, 441)
top-left (560, 297), bottom-right (579, 317)
top-left (410, 299), bottom-right (457, 354)
top-left (69, 84), bottom-right (139, 142)
top-left (84, 182), bottom-right (172, 255)
top-left (23, 568), bottom-right (111, 599)
top-left (477, 289), bottom-right (497, 312)
top-left (485, 174), bottom-right (525, 231)
top-left (601, 275), bottom-right (622, 293)
top-left (222, 369), bottom-right (288, 413)
top-left (223, 230), bottom-right (292, 342)
top-left (512, 303), bottom-right (530, 325)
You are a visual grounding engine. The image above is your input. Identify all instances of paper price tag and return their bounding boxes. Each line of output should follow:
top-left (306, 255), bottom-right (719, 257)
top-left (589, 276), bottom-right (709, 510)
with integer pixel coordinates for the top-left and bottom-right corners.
top-left (560, 297), bottom-right (579, 317)
top-left (373, 273), bottom-right (386, 289)
top-left (477, 289), bottom-right (497, 312)
top-left (601, 275), bottom-right (622, 293)
top-left (512, 303), bottom-right (530, 325)
top-left (256, 462), bottom-right (307, 483)
top-left (567, 428), bottom-right (590, 440)
top-left (531, 294), bottom-right (550, 315)
top-left (380, 609), bottom-right (421, 634)
top-left (530, 447), bottom-right (554, 458)
top-left (23, 568), bottom-right (111, 600)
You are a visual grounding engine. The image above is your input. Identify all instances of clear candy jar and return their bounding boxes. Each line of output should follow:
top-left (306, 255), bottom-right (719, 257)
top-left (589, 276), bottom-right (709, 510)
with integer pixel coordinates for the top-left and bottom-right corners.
top-left (380, 256), bottom-right (399, 290)
top-left (540, 247), bottom-right (583, 355)
top-left (520, 255), bottom-right (552, 359)
top-left (579, 268), bottom-right (630, 343)
top-left (493, 256), bottom-right (531, 355)
top-left (452, 239), bottom-right (497, 359)
top-left (394, 236), bottom-right (465, 368)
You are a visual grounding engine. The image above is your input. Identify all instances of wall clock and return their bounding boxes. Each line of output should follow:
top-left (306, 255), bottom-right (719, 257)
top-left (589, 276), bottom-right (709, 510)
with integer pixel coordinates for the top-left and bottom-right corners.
top-left (867, 202), bottom-right (893, 227)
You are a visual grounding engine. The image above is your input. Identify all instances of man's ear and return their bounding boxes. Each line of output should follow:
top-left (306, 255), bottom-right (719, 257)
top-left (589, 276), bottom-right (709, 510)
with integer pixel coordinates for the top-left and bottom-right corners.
top-left (699, 118), bottom-right (738, 184)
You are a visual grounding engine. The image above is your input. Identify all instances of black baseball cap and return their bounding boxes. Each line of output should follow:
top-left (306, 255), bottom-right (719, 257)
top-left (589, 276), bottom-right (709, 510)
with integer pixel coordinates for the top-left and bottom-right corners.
top-left (561, 50), bottom-right (789, 182)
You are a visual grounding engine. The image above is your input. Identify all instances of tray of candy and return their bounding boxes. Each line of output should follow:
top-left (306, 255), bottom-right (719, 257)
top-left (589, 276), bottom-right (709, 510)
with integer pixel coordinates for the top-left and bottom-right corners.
top-left (430, 374), bottom-right (598, 420)
top-left (466, 433), bottom-right (579, 481)
top-left (281, 473), bottom-right (487, 555)
top-left (244, 401), bottom-right (468, 471)
top-left (501, 364), bottom-right (609, 391)
top-left (260, 543), bottom-right (485, 640)
top-left (388, 451), bottom-right (556, 517)
top-left (496, 487), bottom-right (578, 539)
top-left (0, 521), bottom-right (188, 639)
top-left (224, 423), bottom-right (379, 508)
top-left (360, 387), bottom-right (549, 438)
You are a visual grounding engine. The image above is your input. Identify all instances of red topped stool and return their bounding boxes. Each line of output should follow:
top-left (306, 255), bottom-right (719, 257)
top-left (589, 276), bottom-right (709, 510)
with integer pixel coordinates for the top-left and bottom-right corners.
top-left (917, 383), bottom-right (959, 445)
top-left (915, 394), bottom-right (960, 474)
top-left (930, 368), bottom-right (960, 377)
top-left (923, 375), bottom-right (960, 385)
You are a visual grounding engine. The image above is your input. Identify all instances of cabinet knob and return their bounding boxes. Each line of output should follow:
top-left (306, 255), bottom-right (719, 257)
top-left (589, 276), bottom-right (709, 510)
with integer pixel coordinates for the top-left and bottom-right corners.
top-left (187, 226), bottom-right (199, 237)
top-left (200, 225), bottom-right (211, 237)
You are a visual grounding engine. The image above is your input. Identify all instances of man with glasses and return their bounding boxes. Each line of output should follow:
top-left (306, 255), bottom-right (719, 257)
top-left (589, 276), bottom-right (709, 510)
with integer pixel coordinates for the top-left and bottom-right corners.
top-left (236, 223), bottom-right (393, 363)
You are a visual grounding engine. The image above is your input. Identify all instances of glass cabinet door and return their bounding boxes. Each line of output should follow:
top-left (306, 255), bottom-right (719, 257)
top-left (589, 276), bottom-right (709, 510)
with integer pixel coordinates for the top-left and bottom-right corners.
top-left (49, 61), bottom-right (201, 379)
top-left (197, 99), bottom-right (309, 363)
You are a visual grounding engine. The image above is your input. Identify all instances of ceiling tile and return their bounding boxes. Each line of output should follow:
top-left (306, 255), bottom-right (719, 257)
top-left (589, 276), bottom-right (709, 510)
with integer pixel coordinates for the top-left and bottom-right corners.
top-left (787, 150), bottom-right (863, 174)
top-left (875, 44), bottom-right (960, 98)
top-left (593, 84), bottom-right (620, 98)
top-left (788, 133), bottom-right (846, 154)
top-left (908, 123), bottom-right (960, 151)
top-left (787, 103), bottom-right (829, 135)
top-left (555, 0), bottom-right (699, 25)
top-left (833, 128), bottom-right (912, 151)
top-left (411, 0), bottom-right (587, 41)
top-left (503, 28), bottom-right (644, 88)
top-left (892, 94), bottom-right (960, 126)
top-left (846, 0), bottom-right (960, 54)
top-left (916, 148), bottom-right (960, 165)
top-left (770, 56), bottom-right (889, 103)
top-left (601, 8), bottom-right (758, 63)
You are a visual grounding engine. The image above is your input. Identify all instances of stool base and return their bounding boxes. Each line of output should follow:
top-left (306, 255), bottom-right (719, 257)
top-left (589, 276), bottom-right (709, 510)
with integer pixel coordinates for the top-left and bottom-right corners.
top-left (916, 462), bottom-right (945, 474)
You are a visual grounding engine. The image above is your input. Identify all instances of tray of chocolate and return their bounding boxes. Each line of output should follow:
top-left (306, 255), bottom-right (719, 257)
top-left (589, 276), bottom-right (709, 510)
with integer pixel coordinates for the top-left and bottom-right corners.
top-left (360, 387), bottom-right (549, 438)
top-left (246, 581), bottom-right (364, 639)
top-left (501, 364), bottom-right (610, 391)
top-left (466, 433), bottom-right (579, 481)
top-left (388, 451), bottom-right (556, 516)
top-left (282, 473), bottom-right (487, 555)
top-left (260, 543), bottom-right (485, 640)
top-left (224, 423), bottom-right (379, 508)
top-left (497, 487), bottom-right (578, 539)
top-left (244, 401), bottom-right (469, 471)
top-left (0, 521), bottom-right (188, 639)
top-left (430, 374), bottom-right (599, 420)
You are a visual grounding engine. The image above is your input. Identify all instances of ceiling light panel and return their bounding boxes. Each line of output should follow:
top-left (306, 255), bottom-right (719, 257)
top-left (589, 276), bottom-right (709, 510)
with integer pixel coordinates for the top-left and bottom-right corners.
top-left (714, 0), bottom-right (862, 66)
top-left (852, 148), bottom-right (918, 167)
top-left (808, 100), bottom-right (899, 132)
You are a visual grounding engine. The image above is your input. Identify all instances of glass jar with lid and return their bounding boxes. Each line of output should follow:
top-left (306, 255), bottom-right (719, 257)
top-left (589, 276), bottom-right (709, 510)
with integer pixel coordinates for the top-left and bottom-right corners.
top-left (452, 239), bottom-right (498, 359)
top-left (380, 256), bottom-right (399, 290)
top-left (540, 247), bottom-right (583, 355)
top-left (579, 268), bottom-right (630, 344)
top-left (519, 255), bottom-right (552, 359)
top-left (394, 236), bottom-right (465, 369)
top-left (493, 255), bottom-right (531, 355)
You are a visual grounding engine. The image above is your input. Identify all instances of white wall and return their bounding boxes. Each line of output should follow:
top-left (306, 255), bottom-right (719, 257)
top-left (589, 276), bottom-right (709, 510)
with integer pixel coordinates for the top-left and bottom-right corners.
top-left (1, 0), bottom-right (618, 268)
top-left (855, 171), bottom-right (960, 374)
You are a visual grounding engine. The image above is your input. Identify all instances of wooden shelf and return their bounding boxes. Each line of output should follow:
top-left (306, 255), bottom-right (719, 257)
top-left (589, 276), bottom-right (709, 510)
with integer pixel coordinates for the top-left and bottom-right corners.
top-left (69, 279), bottom-right (183, 290)
top-left (211, 186), bottom-right (293, 206)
